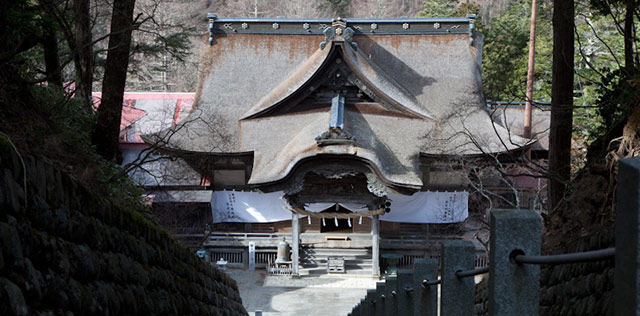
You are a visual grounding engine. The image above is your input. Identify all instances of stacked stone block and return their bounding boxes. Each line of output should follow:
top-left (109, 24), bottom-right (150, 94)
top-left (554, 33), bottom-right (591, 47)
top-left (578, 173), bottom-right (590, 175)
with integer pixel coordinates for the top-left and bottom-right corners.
top-left (0, 141), bottom-right (247, 316)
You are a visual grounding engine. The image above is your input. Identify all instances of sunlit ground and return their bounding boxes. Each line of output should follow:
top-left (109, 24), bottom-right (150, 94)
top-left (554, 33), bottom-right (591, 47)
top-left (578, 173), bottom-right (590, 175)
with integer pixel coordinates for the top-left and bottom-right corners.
top-left (225, 269), bottom-right (376, 316)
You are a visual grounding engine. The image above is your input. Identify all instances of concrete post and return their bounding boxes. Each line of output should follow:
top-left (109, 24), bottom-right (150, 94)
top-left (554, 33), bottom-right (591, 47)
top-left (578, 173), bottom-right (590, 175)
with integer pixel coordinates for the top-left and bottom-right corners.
top-left (364, 289), bottom-right (376, 316)
top-left (385, 276), bottom-right (398, 316)
top-left (375, 281), bottom-right (386, 316)
top-left (397, 271), bottom-right (413, 316)
top-left (489, 209), bottom-right (541, 316)
top-left (372, 215), bottom-right (380, 277)
top-left (359, 289), bottom-right (376, 316)
top-left (357, 298), bottom-right (365, 316)
top-left (292, 213), bottom-right (300, 276)
top-left (440, 240), bottom-right (475, 316)
top-left (351, 301), bottom-right (361, 316)
top-left (616, 158), bottom-right (640, 315)
top-left (413, 258), bottom-right (438, 316)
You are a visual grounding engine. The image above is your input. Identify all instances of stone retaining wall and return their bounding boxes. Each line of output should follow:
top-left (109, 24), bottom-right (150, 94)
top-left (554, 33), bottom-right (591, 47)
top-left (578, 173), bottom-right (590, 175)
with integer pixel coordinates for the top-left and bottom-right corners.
top-left (539, 229), bottom-right (614, 315)
top-left (0, 141), bottom-right (247, 315)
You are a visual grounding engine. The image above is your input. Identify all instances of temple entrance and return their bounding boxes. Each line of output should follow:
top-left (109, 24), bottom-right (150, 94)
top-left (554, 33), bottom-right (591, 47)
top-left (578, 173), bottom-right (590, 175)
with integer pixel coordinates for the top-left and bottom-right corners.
top-left (320, 205), bottom-right (353, 233)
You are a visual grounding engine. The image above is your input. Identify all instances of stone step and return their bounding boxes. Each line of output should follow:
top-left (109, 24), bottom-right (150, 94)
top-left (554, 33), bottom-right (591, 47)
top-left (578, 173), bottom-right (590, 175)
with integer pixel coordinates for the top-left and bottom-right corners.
top-left (301, 260), bottom-right (373, 267)
top-left (300, 266), bottom-right (373, 276)
top-left (301, 258), bottom-right (372, 265)
top-left (302, 254), bottom-right (372, 260)
top-left (300, 248), bottom-right (371, 257)
top-left (302, 247), bottom-right (371, 252)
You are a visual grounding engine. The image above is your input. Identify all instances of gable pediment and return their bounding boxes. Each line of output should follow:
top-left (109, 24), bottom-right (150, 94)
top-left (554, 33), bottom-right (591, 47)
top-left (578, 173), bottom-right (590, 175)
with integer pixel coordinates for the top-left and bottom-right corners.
top-left (241, 39), bottom-right (434, 121)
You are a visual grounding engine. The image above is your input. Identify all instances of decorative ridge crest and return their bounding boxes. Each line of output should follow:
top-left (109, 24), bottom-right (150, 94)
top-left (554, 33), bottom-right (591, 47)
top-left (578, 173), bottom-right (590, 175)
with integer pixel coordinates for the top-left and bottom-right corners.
top-left (315, 91), bottom-right (355, 146)
top-left (320, 17), bottom-right (358, 50)
top-left (315, 128), bottom-right (355, 146)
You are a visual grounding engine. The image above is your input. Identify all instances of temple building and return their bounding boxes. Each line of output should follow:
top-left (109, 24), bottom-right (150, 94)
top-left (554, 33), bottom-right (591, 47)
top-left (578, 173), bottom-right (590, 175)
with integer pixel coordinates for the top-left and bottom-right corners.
top-left (141, 15), bottom-right (535, 276)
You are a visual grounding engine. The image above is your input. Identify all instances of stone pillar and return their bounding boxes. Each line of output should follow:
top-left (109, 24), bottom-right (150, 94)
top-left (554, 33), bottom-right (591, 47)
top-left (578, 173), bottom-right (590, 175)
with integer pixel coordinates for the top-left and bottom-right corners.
top-left (351, 301), bottom-right (361, 316)
top-left (396, 271), bottom-right (413, 316)
top-left (489, 209), bottom-right (540, 316)
top-left (384, 276), bottom-right (398, 316)
top-left (375, 281), bottom-right (386, 316)
top-left (616, 158), bottom-right (640, 315)
top-left (372, 215), bottom-right (380, 277)
top-left (440, 240), bottom-right (475, 316)
top-left (413, 258), bottom-right (438, 316)
top-left (364, 290), bottom-right (376, 316)
top-left (292, 213), bottom-right (300, 276)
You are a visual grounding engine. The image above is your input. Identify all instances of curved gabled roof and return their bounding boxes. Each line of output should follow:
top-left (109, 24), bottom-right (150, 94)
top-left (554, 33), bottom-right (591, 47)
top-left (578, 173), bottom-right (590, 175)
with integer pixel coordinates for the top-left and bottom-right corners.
top-left (340, 41), bottom-right (433, 120)
top-left (241, 40), bottom-right (433, 120)
top-left (241, 45), bottom-right (332, 119)
top-left (147, 18), bottom-right (532, 191)
top-left (239, 108), bottom-right (429, 187)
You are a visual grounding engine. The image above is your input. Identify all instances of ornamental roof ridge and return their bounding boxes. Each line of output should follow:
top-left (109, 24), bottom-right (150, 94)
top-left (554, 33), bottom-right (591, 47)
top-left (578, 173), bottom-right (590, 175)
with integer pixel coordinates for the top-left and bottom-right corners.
top-left (206, 14), bottom-right (476, 37)
top-left (207, 14), bottom-right (474, 24)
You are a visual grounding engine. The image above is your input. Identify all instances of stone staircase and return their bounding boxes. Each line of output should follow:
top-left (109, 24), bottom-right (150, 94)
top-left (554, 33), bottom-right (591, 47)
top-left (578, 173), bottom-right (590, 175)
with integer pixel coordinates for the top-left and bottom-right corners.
top-left (300, 246), bottom-right (374, 276)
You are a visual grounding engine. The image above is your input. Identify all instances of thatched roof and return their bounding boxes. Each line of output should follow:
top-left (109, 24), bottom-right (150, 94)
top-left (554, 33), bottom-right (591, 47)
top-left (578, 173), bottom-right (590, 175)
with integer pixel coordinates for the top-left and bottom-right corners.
top-left (147, 17), bottom-right (528, 190)
top-left (489, 103), bottom-right (550, 151)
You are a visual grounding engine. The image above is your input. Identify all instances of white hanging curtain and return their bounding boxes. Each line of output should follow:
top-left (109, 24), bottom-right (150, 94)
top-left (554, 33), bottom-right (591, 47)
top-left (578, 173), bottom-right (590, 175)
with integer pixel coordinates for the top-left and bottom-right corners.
top-left (381, 191), bottom-right (469, 223)
top-left (211, 190), bottom-right (468, 223)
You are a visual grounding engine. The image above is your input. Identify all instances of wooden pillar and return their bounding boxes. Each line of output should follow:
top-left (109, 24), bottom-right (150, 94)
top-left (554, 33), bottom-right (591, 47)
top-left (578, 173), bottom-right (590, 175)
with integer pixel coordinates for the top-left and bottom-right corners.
top-left (292, 213), bottom-right (300, 276)
top-left (372, 215), bottom-right (380, 277)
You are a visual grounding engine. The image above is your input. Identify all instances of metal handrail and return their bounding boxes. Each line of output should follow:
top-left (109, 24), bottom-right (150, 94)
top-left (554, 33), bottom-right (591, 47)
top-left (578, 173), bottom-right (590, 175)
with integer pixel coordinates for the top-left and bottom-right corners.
top-left (455, 266), bottom-right (489, 278)
top-left (513, 247), bottom-right (615, 265)
top-left (422, 279), bottom-right (441, 287)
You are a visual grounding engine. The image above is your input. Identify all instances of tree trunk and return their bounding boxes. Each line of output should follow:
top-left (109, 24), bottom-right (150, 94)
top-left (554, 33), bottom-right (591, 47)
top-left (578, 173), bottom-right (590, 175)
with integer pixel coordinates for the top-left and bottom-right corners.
top-left (74, 0), bottom-right (93, 108)
top-left (624, 0), bottom-right (636, 73)
top-left (42, 25), bottom-right (62, 89)
top-left (548, 0), bottom-right (574, 211)
top-left (93, 0), bottom-right (136, 162)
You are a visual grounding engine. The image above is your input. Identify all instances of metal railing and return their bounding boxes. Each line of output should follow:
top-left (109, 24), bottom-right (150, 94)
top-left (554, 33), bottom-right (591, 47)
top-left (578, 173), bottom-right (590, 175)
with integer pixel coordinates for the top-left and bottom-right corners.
top-left (207, 248), bottom-right (276, 268)
top-left (255, 250), bottom-right (277, 265)
top-left (348, 157), bottom-right (640, 316)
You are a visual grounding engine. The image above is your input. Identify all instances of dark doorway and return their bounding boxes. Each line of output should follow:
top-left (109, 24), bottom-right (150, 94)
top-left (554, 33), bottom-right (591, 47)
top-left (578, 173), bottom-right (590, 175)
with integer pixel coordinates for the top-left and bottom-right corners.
top-left (320, 204), bottom-right (353, 233)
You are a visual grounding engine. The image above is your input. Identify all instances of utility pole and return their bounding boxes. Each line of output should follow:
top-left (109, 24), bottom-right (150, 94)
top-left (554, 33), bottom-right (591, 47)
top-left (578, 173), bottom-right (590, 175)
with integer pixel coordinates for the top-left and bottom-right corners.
top-left (524, 0), bottom-right (538, 139)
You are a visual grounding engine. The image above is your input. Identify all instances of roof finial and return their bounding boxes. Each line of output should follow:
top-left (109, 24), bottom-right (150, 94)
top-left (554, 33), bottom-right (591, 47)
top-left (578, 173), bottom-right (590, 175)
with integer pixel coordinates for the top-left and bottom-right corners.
top-left (320, 17), bottom-right (357, 50)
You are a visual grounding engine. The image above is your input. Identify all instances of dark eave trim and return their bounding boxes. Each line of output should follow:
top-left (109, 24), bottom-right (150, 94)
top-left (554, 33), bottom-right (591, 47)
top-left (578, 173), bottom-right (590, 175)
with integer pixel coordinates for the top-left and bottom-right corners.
top-left (249, 154), bottom-right (422, 193)
top-left (419, 143), bottom-right (535, 160)
top-left (208, 15), bottom-right (472, 35)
